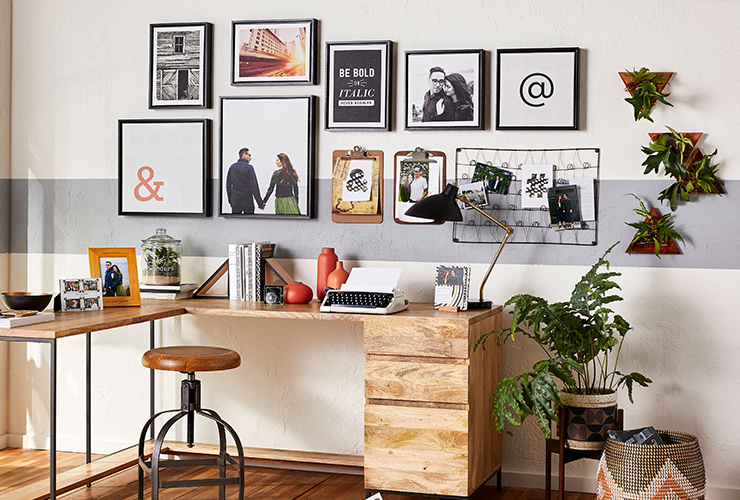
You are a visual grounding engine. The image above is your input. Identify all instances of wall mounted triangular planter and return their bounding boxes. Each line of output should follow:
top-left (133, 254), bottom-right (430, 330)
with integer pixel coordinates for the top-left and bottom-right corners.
top-left (647, 131), bottom-right (725, 195)
top-left (620, 71), bottom-right (673, 121)
top-left (626, 208), bottom-right (682, 257)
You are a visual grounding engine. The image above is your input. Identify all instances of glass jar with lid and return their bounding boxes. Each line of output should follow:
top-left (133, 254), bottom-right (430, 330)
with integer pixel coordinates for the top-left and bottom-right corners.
top-left (141, 228), bottom-right (182, 285)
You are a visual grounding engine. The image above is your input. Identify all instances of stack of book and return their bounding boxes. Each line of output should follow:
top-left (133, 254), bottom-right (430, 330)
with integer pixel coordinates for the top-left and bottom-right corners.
top-left (228, 242), bottom-right (276, 301)
top-left (140, 283), bottom-right (198, 300)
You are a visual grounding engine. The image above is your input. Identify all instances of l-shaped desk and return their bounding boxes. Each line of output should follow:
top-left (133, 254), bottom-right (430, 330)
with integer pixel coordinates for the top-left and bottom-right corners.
top-left (0, 299), bottom-right (503, 499)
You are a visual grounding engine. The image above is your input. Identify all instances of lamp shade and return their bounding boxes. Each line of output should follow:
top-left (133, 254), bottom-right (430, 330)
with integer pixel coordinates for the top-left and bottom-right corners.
top-left (404, 183), bottom-right (463, 222)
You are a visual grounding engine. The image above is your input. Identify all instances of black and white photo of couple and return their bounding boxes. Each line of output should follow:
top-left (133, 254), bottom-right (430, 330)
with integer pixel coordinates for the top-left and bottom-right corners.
top-left (406, 50), bottom-right (483, 130)
top-left (418, 67), bottom-right (474, 122)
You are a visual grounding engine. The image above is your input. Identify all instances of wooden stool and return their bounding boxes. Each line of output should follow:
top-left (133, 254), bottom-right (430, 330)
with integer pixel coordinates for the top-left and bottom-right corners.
top-left (137, 346), bottom-right (244, 500)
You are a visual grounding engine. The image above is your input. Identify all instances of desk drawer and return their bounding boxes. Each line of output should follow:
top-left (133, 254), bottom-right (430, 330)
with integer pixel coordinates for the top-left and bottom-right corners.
top-left (364, 317), bottom-right (469, 358)
top-left (364, 403), bottom-right (470, 496)
top-left (365, 357), bottom-right (468, 404)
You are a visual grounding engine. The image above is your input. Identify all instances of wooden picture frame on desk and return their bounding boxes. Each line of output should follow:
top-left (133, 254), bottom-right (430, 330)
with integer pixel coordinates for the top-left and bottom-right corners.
top-left (87, 248), bottom-right (141, 307)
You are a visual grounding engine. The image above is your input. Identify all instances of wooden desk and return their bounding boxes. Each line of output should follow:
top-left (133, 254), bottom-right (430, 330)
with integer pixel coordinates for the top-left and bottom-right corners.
top-left (1, 300), bottom-right (503, 499)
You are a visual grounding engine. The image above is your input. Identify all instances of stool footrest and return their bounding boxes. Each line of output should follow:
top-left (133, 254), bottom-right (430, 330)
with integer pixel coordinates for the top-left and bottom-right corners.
top-left (161, 477), bottom-right (242, 489)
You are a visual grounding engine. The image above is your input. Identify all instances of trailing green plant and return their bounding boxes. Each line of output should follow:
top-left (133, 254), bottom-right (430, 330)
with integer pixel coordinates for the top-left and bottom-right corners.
top-left (642, 126), bottom-right (724, 210)
top-left (143, 245), bottom-right (181, 277)
top-left (475, 243), bottom-right (651, 438)
top-left (625, 194), bottom-right (685, 258)
top-left (623, 67), bottom-right (673, 122)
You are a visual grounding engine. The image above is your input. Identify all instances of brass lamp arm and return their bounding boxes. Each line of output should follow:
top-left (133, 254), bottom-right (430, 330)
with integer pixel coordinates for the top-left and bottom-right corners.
top-left (457, 194), bottom-right (514, 303)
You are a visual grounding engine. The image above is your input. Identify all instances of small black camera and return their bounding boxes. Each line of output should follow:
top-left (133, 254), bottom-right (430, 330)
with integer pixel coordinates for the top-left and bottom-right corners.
top-left (264, 285), bottom-right (283, 305)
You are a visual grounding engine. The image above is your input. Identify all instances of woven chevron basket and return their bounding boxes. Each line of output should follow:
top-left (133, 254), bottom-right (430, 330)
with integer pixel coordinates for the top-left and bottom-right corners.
top-left (597, 430), bottom-right (706, 500)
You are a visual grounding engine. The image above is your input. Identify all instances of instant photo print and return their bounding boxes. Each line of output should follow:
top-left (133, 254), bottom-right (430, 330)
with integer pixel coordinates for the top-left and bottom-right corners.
top-left (472, 162), bottom-right (513, 195)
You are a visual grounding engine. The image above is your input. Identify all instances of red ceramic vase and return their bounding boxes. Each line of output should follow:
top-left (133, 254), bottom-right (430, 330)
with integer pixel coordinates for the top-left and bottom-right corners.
top-left (326, 261), bottom-right (350, 291)
top-left (316, 248), bottom-right (338, 301)
top-left (283, 282), bottom-right (313, 304)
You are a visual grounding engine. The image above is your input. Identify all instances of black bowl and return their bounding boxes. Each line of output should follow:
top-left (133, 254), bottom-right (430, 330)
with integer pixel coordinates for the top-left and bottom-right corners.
top-left (1, 292), bottom-right (53, 311)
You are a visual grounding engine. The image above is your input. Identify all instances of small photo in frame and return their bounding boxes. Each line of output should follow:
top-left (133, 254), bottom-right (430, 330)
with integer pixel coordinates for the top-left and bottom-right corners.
top-left (118, 119), bottom-right (211, 217)
top-left (149, 23), bottom-right (212, 109)
top-left (458, 181), bottom-right (489, 209)
top-left (496, 47), bottom-right (580, 130)
top-left (231, 19), bottom-right (317, 85)
top-left (394, 150), bottom-right (446, 224)
top-left (405, 49), bottom-right (484, 130)
top-left (59, 278), bottom-right (104, 312)
top-left (547, 185), bottom-right (582, 230)
top-left (434, 265), bottom-right (471, 310)
top-left (472, 163), bottom-right (513, 195)
top-left (325, 41), bottom-right (392, 131)
top-left (87, 248), bottom-right (141, 307)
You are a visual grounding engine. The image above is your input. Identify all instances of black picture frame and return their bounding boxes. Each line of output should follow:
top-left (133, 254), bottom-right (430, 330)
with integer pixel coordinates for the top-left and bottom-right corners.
top-left (149, 22), bottom-right (212, 109)
top-left (496, 47), bottom-right (580, 130)
top-left (118, 119), bottom-right (211, 217)
top-left (230, 18), bottom-right (318, 86)
top-left (404, 49), bottom-right (484, 130)
top-left (325, 40), bottom-right (392, 131)
top-left (219, 96), bottom-right (316, 219)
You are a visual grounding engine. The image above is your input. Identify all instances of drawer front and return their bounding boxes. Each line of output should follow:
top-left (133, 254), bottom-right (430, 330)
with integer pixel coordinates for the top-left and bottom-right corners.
top-left (365, 358), bottom-right (469, 404)
top-left (364, 403), bottom-right (470, 496)
top-left (364, 317), bottom-right (469, 358)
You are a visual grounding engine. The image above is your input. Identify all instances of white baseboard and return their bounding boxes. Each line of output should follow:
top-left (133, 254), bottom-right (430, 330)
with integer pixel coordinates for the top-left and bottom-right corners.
top-left (0, 434), bottom-right (8, 449)
top-left (7, 433), bottom-right (132, 455)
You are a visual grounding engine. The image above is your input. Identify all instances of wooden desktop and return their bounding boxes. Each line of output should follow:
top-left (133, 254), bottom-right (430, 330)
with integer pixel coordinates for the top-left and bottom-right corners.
top-left (0, 299), bottom-right (503, 499)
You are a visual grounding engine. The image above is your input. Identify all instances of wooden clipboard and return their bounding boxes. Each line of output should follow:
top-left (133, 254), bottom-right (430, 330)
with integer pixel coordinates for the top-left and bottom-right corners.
top-left (331, 146), bottom-right (383, 223)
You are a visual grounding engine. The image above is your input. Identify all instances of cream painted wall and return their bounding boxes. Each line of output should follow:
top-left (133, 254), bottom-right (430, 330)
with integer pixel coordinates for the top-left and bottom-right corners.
top-left (1, 0), bottom-right (12, 448)
top-left (6, 0), bottom-right (740, 496)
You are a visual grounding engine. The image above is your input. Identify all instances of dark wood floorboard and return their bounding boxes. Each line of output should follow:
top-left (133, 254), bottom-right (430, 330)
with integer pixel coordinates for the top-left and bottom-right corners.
top-left (0, 448), bottom-right (596, 500)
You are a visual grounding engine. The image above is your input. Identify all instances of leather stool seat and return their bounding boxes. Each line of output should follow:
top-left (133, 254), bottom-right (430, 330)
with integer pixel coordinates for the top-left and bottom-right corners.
top-left (142, 346), bottom-right (241, 373)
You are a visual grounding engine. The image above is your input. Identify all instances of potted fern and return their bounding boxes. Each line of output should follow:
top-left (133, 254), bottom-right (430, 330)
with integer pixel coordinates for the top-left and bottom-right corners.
top-left (476, 243), bottom-right (651, 449)
top-left (626, 194), bottom-right (685, 258)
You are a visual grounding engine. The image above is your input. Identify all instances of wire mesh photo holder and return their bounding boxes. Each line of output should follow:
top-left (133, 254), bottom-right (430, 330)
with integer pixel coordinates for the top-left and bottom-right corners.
top-left (453, 148), bottom-right (600, 246)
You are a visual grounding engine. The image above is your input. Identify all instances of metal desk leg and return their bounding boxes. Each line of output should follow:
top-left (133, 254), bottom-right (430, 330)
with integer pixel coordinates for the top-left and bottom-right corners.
top-left (86, 332), bottom-right (91, 465)
top-left (50, 339), bottom-right (57, 500)
top-left (150, 320), bottom-right (155, 440)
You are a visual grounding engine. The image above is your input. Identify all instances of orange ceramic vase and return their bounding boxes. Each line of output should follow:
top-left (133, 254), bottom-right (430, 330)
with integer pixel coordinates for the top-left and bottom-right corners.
top-left (326, 261), bottom-right (350, 291)
top-left (316, 248), bottom-right (338, 301)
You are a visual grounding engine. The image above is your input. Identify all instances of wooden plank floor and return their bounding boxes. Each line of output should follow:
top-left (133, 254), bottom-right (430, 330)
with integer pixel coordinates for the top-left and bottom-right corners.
top-left (0, 448), bottom-right (596, 500)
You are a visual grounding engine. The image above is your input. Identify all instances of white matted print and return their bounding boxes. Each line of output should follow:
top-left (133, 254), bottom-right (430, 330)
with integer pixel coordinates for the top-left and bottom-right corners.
top-left (342, 159), bottom-right (373, 202)
top-left (405, 50), bottom-right (483, 130)
top-left (231, 19), bottom-right (317, 85)
top-left (219, 96), bottom-right (315, 218)
top-left (119, 119), bottom-right (210, 216)
top-left (149, 23), bottom-right (212, 108)
top-left (496, 47), bottom-right (579, 130)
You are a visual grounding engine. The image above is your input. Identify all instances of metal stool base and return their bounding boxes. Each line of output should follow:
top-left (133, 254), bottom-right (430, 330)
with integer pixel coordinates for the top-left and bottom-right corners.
top-left (137, 374), bottom-right (245, 500)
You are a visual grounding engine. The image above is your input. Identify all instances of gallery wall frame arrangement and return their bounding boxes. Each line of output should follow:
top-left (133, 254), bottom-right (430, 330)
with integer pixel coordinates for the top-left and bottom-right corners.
top-left (325, 40), bottom-right (392, 131)
top-left (118, 119), bottom-right (211, 217)
top-left (87, 248), bottom-right (141, 307)
top-left (496, 47), bottom-right (580, 130)
top-left (404, 49), bottom-right (484, 130)
top-left (149, 22), bottom-right (212, 109)
top-left (231, 18), bottom-right (318, 85)
top-left (219, 95), bottom-right (316, 219)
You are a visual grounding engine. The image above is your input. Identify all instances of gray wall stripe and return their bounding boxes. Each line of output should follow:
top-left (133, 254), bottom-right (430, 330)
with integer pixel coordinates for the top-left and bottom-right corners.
top-left (1, 178), bottom-right (9, 254)
top-left (9, 178), bottom-right (740, 269)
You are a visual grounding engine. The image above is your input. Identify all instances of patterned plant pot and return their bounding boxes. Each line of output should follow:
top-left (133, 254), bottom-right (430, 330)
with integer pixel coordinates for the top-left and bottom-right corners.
top-left (597, 430), bottom-right (706, 500)
top-left (560, 389), bottom-right (618, 450)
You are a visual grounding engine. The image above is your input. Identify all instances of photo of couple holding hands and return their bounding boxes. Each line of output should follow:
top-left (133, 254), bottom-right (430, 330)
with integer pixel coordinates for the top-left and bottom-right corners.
top-left (225, 148), bottom-right (302, 215)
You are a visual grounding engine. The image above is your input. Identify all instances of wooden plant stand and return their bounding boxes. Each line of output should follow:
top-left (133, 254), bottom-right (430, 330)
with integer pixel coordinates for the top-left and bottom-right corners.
top-left (544, 407), bottom-right (624, 500)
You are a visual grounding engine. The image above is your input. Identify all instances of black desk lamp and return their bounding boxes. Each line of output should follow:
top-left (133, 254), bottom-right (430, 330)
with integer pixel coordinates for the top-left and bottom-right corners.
top-left (405, 183), bottom-right (513, 309)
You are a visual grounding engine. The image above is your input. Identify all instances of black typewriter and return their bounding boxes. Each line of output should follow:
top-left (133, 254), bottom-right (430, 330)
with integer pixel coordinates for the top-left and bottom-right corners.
top-left (319, 289), bottom-right (409, 315)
